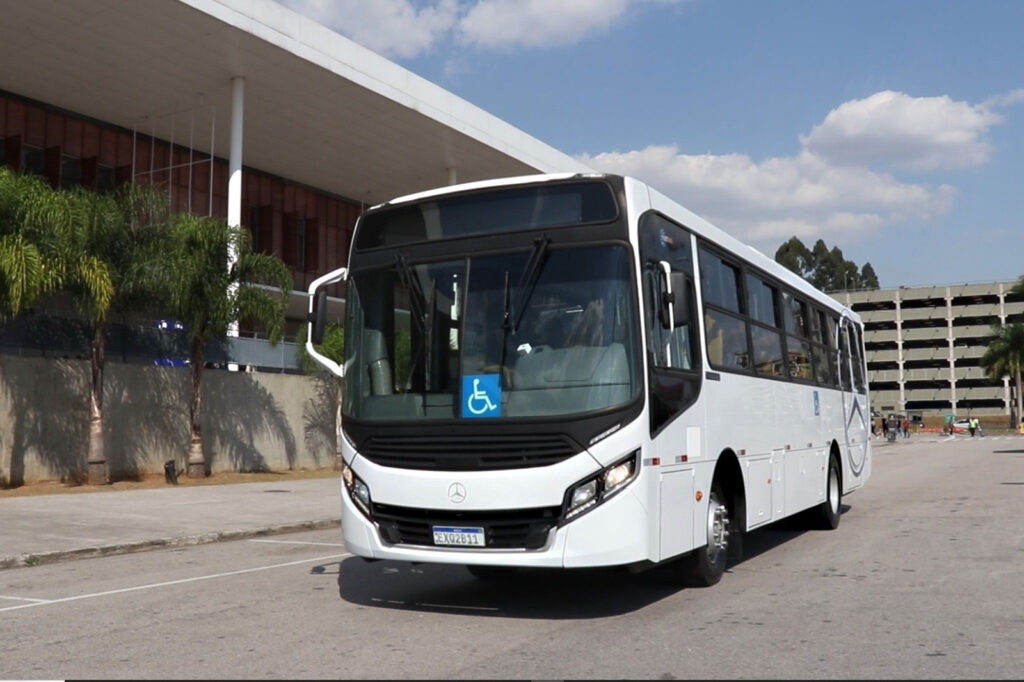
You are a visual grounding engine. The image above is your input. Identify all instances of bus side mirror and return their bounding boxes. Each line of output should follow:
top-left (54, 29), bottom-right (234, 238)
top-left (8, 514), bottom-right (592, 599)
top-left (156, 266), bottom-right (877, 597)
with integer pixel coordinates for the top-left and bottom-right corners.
top-left (670, 271), bottom-right (691, 326)
top-left (657, 261), bottom-right (692, 330)
top-left (306, 266), bottom-right (347, 379)
top-left (309, 290), bottom-right (328, 344)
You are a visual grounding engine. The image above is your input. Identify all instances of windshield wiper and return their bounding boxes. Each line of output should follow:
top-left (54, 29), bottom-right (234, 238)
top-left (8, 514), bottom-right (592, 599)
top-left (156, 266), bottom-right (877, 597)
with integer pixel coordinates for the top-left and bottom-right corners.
top-left (395, 253), bottom-right (428, 333)
top-left (504, 234), bottom-right (551, 334)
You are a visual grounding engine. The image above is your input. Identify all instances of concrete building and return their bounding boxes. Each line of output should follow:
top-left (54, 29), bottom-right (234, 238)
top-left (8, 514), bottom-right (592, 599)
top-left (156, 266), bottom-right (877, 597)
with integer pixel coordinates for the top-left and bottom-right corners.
top-left (0, 0), bottom-right (592, 340)
top-left (0, 0), bottom-right (594, 484)
top-left (833, 281), bottom-right (1024, 426)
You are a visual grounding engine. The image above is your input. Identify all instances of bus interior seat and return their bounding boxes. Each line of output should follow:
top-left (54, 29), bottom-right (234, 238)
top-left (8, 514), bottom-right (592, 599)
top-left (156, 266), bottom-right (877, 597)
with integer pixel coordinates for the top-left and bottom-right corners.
top-left (363, 329), bottom-right (393, 396)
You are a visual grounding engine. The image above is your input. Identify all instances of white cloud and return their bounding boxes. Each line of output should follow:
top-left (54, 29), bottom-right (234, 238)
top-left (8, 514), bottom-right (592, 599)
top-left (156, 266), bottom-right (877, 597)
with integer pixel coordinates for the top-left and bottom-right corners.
top-left (457, 0), bottom-right (627, 49)
top-left (577, 90), bottom-right (1018, 252)
top-left (577, 144), bottom-right (957, 251)
top-left (276, 0), bottom-right (686, 58)
top-left (271, 2), bottom-right (1011, 262)
top-left (276, 0), bottom-right (459, 59)
top-left (982, 88), bottom-right (1024, 109)
top-left (799, 90), bottom-right (1003, 171)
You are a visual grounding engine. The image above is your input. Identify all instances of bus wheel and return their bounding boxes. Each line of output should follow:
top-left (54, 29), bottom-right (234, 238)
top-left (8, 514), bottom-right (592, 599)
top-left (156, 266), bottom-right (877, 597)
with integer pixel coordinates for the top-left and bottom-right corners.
top-left (466, 565), bottom-right (519, 580)
top-left (811, 456), bottom-right (842, 530)
top-left (683, 485), bottom-right (731, 587)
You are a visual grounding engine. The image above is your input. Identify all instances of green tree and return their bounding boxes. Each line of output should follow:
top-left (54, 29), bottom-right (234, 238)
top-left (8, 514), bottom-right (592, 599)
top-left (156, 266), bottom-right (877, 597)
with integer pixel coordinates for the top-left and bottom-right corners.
top-left (3, 174), bottom-right (171, 484)
top-left (861, 262), bottom-right (879, 288)
top-left (980, 322), bottom-right (1024, 429)
top-left (163, 214), bottom-right (292, 477)
top-left (297, 321), bottom-right (345, 470)
top-left (0, 168), bottom-right (62, 319)
top-left (774, 236), bottom-right (879, 291)
top-left (773, 236), bottom-right (812, 282)
top-left (55, 184), bottom-right (170, 484)
top-left (981, 275), bottom-right (1024, 429)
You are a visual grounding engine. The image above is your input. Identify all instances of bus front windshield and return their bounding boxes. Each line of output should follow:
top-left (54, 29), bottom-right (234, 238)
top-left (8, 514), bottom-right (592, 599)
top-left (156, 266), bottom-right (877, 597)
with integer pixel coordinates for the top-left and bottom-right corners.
top-left (343, 244), bottom-right (639, 421)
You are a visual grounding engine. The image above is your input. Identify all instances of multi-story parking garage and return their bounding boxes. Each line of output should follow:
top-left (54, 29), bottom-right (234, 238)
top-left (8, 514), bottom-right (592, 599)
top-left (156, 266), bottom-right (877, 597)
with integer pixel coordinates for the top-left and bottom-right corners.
top-left (833, 281), bottom-right (1024, 426)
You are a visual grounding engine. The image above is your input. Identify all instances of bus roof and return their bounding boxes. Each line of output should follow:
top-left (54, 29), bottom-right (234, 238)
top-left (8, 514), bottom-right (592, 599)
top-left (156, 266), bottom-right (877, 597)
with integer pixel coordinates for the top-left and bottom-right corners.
top-left (369, 172), bottom-right (586, 210)
top-left (365, 172), bottom-right (860, 322)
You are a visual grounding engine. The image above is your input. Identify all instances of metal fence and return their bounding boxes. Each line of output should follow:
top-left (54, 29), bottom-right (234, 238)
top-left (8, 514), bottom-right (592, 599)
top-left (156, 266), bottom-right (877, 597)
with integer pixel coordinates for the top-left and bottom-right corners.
top-left (0, 314), bottom-right (304, 372)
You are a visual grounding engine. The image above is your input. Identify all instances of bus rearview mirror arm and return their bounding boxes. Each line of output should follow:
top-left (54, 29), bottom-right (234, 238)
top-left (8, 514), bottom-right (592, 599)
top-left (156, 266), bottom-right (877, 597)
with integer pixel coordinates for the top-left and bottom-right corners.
top-left (306, 266), bottom-right (348, 378)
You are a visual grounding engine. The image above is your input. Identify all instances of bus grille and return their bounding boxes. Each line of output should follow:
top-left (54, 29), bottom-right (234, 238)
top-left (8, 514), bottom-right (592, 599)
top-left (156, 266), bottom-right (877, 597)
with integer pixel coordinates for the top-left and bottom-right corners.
top-left (371, 503), bottom-right (561, 550)
top-left (360, 433), bottom-right (580, 471)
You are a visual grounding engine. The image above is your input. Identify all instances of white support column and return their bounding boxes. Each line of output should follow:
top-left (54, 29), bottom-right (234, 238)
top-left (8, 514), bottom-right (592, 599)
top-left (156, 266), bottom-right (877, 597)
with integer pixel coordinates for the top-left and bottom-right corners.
top-left (895, 288), bottom-right (905, 414)
top-left (448, 166), bottom-right (457, 185)
top-left (227, 76), bottom-right (244, 369)
top-left (946, 286), bottom-right (956, 411)
top-left (228, 77), bottom-right (244, 238)
top-left (999, 282), bottom-right (1011, 418)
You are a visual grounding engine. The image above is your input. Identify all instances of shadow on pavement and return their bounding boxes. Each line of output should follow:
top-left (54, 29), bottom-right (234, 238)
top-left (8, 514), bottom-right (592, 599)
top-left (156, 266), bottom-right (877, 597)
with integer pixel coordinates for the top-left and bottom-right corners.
top-left (325, 509), bottom-right (834, 619)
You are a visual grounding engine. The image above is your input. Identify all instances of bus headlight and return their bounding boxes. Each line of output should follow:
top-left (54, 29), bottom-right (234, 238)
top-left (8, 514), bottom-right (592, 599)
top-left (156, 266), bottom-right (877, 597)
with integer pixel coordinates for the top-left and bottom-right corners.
top-left (561, 449), bottom-right (639, 523)
top-left (342, 463), bottom-right (372, 517)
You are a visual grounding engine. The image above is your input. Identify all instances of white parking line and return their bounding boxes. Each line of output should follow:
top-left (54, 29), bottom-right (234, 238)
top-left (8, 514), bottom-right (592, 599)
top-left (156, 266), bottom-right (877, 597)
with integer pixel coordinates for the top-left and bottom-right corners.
top-left (0, 595), bottom-right (48, 603)
top-left (0, 552), bottom-right (350, 613)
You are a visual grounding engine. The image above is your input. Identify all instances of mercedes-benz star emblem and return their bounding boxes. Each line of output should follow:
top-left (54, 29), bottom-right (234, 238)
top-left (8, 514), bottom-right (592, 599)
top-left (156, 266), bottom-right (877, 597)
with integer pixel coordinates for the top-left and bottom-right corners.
top-left (448, 482), bottom-right (466, 504)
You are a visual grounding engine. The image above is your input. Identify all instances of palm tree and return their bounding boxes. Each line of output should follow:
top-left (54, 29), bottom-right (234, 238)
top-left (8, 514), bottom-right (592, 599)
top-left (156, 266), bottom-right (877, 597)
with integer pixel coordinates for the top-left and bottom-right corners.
top-left (980, 322), bottom-right (1024, 429)
top-left (163, 214), bottom-right (292, 477)
top-left (53, 184), bottom-right (170, 484)
top-left (9, 179), bottom-right (171, 484)
top-left (2, 171), bottom-right (123, 485)
top-left (0, 168), bottom-right (62, 319)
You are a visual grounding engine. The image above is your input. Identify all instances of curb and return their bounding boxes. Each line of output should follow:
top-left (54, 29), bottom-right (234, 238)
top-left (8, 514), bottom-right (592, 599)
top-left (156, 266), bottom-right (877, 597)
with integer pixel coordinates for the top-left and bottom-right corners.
top-left (0, 518), bottom-right (341, 570)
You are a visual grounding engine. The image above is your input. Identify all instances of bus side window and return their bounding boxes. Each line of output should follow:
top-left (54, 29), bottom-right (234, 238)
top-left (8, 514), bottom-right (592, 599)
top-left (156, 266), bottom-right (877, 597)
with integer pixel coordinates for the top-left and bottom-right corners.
top-left (838, 324), bottom-right (853, 391)
top-left (821, 312), bottom-right (840, 388)
top-left (782, 292), bottom-right (812, 380)
top-left (745, 273), bottom-right (784, 377)
top-left (700, 247), bottom-right (749, 372)
top-left (809, 308), bottom-right (833, 386)
top-left (638, 211), bottom-right (701, 435)
top-left (852, 324), bottom-right (867, 393)
top-left (644, 264), bottom-right (692, 370)
top-left (638, 213), bottom-right (697, 372)
top-left (705, 308), bottom-right (749, 371)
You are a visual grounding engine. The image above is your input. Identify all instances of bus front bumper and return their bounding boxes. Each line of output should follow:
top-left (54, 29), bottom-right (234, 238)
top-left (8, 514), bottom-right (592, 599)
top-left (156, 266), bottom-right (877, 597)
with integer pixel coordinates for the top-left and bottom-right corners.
top-left (339, 484), bottom-right (651, 569)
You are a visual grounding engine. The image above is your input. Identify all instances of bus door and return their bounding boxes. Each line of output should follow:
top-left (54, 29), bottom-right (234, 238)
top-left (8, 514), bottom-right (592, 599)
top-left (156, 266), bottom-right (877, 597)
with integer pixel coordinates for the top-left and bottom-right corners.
top-left (838, 315), bottom-right (869, 484)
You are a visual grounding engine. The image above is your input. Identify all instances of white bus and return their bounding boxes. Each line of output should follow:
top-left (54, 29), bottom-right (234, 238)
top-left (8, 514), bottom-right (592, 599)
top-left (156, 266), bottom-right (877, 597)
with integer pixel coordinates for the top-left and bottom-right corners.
top-left (307, 173), bottom-right (871, 586)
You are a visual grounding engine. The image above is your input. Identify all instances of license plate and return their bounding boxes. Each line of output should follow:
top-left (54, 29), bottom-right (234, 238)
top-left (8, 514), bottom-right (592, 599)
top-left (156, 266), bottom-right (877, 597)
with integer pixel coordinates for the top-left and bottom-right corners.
top-left (432, 526), bottom-right (485, 547)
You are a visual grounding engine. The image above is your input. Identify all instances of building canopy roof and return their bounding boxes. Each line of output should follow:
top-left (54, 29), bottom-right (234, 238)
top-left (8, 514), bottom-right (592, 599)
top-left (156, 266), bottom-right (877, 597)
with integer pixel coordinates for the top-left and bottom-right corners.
top-left (0, 0), bottom-right (591, 206)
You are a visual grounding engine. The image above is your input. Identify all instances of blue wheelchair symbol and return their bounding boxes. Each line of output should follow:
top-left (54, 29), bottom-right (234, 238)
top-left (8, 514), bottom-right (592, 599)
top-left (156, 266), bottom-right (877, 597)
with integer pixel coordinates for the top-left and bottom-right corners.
top-left (813, 390), bottom-right (820, 416)
top-left (462, 374), bottom-right (501, 418)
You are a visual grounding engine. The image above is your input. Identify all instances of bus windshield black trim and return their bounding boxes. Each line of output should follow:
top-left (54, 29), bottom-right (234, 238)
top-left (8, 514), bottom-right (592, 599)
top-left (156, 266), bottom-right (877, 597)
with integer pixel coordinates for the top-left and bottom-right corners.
top-left (354, 180), bottom-right (619, 251)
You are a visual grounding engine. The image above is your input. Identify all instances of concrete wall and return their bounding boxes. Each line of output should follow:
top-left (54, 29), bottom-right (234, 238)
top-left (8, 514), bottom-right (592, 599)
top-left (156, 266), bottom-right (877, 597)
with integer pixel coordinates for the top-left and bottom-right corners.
top-left (0, 355), bottom-right (338, 485)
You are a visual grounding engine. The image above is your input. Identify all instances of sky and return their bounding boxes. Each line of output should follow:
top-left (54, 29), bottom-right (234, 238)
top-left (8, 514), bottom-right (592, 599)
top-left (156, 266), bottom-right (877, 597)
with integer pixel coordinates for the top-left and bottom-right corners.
top-left (276, 0), bottom-right (1024, 290)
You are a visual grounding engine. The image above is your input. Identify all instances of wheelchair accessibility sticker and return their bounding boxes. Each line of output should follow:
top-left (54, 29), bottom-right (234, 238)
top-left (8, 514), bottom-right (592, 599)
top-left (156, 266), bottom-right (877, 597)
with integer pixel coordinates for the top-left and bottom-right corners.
top-left (463, 374), bottom-right (501, 418)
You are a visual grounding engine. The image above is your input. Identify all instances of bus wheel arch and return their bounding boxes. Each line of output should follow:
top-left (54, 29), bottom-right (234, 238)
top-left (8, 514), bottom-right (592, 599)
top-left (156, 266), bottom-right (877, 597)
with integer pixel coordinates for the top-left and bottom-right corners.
top-left (712, 450), bottom-right (746, 536)
top-left (808, 443), bottom-right (843, 530)
top-left (682, 449), bottom-right (744, 587)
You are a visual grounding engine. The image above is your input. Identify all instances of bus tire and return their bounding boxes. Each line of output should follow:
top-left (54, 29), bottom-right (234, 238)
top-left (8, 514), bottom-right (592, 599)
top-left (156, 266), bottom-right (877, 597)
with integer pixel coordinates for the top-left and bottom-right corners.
top-left (812, 455), bottom-right (842, 530)
top-left (466, 565), bottom-right (519, 580)
top-left (683, 485), bottom-right (731, 587)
